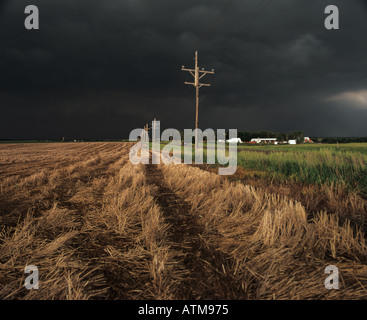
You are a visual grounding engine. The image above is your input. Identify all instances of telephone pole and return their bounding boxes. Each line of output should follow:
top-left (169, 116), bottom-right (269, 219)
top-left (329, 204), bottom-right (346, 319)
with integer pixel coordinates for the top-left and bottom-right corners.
top-left (144, 124), bottom-right (151, 143)
top-left (182, 51), bottom-right (214, 147)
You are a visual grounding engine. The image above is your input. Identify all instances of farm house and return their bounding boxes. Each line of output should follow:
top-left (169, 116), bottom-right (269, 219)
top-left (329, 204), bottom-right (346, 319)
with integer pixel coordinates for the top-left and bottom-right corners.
top-left (304, 137), bottom-right (314, 143)
top-left (250, 138), bottom-right (277, 144)
top-left (226, 138), bottom-right (243, 143)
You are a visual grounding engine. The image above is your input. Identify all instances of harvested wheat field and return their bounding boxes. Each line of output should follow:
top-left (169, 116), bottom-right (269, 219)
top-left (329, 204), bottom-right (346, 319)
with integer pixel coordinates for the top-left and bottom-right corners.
top-left (0, 142), bottom-right (367, 300)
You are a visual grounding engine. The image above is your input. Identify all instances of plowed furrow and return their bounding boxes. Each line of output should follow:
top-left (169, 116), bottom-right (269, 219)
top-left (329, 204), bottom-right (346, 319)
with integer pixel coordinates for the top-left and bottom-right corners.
top-left (145, 164), bottom-right (246, 299)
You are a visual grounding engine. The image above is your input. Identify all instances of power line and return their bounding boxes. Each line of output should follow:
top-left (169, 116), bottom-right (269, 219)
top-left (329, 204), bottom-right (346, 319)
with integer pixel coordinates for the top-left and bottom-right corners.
top-left (152, 1), bottom-right (274, 128)
top-left (163, 1), bottom-right (271, 128)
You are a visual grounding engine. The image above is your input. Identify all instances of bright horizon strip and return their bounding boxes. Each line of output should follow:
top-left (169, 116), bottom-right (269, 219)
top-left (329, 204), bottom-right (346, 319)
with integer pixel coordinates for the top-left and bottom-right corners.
top-left (129, 120), bottom-right (237, 176)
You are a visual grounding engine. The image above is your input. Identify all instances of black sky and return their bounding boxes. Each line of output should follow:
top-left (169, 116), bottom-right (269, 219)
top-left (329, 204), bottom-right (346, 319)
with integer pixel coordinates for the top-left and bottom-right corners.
top-left (0, 0), bottom-right (367, 139)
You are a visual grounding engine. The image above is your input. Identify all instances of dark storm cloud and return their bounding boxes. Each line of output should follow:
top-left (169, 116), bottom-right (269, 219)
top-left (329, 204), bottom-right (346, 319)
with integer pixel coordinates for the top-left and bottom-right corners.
top-left (0, 0), bottom-right (10, 13)
top-left (0, 0), bottom-right (367, 139)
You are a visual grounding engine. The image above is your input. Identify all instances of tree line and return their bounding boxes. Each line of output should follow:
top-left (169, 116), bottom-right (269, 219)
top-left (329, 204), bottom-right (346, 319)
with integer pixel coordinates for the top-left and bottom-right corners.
top-left (314, 137), bottom-right (367, 144)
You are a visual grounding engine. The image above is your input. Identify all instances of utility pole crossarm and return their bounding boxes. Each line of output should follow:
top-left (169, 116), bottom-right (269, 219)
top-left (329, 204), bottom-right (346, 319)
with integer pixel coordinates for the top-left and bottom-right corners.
top-left (200, 70), bottom-right (215, 75)
top-left (181, 67), bottom-right (195, 72)
top-left (181, 67), bottom-right (214, 73)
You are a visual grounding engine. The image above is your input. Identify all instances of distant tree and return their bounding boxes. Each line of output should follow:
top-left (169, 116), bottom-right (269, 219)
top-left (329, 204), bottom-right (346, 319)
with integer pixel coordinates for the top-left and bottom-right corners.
top-left (287, 131), bottom-right (304, 143)
top-left (318, 137), bottom-right (367, 144)
top-left (238, 131), bottom-right (253, 142)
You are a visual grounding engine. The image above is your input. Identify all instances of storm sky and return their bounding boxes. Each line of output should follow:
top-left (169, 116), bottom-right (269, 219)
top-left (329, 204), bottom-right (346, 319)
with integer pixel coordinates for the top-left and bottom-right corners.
top-left (0, 0), bottom-right (367, 139)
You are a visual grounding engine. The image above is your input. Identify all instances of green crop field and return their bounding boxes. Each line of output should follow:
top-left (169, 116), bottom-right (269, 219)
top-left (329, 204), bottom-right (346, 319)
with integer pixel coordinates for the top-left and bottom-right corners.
top-left (155, 142), bottom-right (367, 196)
top-left (237, 143), bottom-right (367, 196)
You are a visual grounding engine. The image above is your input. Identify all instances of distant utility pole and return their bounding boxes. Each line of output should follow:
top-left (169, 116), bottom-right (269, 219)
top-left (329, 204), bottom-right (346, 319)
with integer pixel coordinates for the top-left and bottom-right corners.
top-left (143, 124), bottom-right (147, 143)
top-left (182, 51), bottom-right (215, 146)
top-left (143, 123), bottom-right (151, 143)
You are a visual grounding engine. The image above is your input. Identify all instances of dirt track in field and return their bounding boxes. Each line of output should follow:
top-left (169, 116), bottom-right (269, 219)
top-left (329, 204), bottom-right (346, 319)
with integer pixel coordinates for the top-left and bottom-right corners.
top-left (145, 163), bottom-right (246, 299)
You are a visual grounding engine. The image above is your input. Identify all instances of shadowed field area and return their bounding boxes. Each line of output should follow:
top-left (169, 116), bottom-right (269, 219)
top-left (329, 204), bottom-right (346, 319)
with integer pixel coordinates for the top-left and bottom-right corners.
top-left (0, 142), bottom-right (367, 299)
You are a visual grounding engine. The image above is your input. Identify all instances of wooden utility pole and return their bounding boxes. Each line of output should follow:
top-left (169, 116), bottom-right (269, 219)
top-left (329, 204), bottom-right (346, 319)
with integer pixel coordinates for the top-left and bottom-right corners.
top-left (182, 51), bottom-right (214, 146)
top-left (141, 124), bottom-right (146, 143)
top-left (143, 123), bottom-right (152, 143)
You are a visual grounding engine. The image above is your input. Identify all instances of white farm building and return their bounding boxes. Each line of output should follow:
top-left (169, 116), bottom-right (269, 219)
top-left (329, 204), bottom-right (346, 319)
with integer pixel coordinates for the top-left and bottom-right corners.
top-left (250, 138), bottom-right (277, 144)
top-left (226, 138), bottom-right (243, 143)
